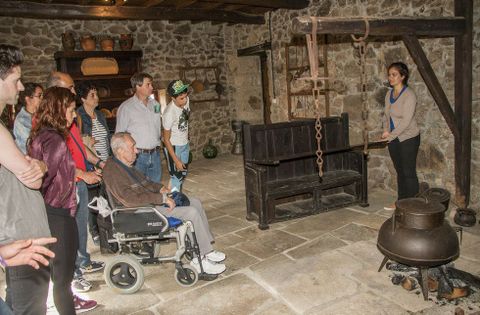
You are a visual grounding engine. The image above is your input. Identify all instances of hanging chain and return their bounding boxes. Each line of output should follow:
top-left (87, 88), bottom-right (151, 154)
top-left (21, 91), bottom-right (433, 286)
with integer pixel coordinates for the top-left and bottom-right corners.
top-left (351, 18), bottom-right (370, 155)
top-left (305, 17), bottom-right (324, 177)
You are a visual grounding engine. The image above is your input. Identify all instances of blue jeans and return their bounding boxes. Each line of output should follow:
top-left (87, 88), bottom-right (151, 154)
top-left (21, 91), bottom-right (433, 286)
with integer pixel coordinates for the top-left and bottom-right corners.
top-left (75, 181), bottom-right (91, 277)
top-left (134, 150), bottom-right (162, 183)
top-left (164, 143), bottom-right (190, 191)
top-left (0, 298), bottom-right (13, 315)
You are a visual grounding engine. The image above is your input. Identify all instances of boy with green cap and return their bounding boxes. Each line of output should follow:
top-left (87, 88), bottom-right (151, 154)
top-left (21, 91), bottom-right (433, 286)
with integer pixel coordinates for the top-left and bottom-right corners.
top-left (163, 79), bottom-right (191, 191)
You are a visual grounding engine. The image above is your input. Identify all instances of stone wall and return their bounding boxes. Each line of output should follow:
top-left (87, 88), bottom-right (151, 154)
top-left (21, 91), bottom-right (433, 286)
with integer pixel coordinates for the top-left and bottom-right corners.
top-left (224, 0), bottom-right (480, 208)
top-left (0, 18), bottom-right (232, 158)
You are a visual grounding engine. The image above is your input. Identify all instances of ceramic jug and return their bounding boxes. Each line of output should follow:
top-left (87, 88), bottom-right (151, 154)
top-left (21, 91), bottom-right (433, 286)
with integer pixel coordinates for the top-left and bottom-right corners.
top-left (119, 34), bottom-right (133, 51)
top-left (62, 32), bottom-right (75, 51)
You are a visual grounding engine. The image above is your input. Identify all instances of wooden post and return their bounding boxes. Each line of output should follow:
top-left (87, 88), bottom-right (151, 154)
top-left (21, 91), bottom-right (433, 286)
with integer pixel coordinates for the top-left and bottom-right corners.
top-left (454, 0), bottom-right (473, 208)
top-left (259, 53), bottom-right (272, 124)
top-left (402, 35), bottom-right (458, 139)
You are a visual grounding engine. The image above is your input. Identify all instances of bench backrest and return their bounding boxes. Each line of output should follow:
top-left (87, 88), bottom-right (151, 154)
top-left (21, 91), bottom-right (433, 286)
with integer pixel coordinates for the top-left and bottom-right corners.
top-left (243, 113), bottom-right (350, 181)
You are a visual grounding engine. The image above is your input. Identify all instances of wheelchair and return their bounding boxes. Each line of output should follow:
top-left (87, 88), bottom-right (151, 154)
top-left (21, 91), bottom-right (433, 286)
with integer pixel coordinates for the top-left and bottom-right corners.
top-left (95, 184), bottom-right (216, 294)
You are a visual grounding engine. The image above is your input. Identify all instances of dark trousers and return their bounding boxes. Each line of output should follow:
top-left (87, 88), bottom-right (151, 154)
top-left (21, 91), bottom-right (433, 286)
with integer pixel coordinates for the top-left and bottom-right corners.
top-left (388, 134), bottom-right (420, 200)
top-left (46, 205), bottom-right (79, 315)
top-left (5, 265), bottom-right (50, 315)
top-left (88, 186), bottom-right (100, 238)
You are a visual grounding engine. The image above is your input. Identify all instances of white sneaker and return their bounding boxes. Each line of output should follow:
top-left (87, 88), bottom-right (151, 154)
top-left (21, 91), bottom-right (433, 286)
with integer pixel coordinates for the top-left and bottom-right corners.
top-left (206, 250), bottom-right (226, 263)
top-left (190, 257), bottom-right (226, 275)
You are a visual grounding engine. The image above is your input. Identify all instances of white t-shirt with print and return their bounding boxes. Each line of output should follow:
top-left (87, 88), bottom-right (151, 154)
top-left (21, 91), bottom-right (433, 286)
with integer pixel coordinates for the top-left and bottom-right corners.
top-left (162, 98), bottom-right (190, 146)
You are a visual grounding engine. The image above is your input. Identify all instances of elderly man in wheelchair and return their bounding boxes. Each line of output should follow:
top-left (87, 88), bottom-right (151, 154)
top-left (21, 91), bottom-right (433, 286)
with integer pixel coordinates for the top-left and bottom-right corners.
top-left (101, 132), bottom-right (226, 293)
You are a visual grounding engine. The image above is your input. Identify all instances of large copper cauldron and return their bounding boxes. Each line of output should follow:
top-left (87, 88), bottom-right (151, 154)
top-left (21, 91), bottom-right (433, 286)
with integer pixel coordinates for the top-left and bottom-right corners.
top-left (378, 198), bottom-right (459, 267)
top-left (377, 198), bottom-right (460, 300)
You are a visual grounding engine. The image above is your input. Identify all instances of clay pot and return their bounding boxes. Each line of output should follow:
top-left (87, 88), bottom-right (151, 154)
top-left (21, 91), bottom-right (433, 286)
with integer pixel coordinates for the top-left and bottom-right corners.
top-left (81, 35), bottom-right (96, 51)
top-left (190, 80), bottom-right (205, 93)
top-left (453, 208), bottom-right (477, 227)
top-left (100, 37), bottom-right (114, 51)
top-left (119, 34), bottom-right (133, 51)
top-left (97, 86), bottom-right (110, 98)
top-left (62, 32), bottom-right (75, 51)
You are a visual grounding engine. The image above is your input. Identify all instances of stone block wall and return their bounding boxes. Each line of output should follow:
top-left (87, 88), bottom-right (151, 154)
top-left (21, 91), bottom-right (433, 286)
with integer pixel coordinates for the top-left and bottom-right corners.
top-left (223, 0), bottom-right (480, 208)
top-left (0, 18), bottom-right (232, 158)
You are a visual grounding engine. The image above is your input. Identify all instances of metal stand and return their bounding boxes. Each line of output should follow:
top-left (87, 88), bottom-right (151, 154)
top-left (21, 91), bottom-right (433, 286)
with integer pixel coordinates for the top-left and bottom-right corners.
top-left (231, 120), bottom-right (244, 155)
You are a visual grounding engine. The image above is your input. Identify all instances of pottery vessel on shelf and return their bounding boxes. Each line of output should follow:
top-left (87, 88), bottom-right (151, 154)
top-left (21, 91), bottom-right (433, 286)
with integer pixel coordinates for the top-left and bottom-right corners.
top-left (81, 35), bottom-right (96, 51)
top-left (119, 34), bottom-right (134, 51)
top-left (61, 31), bottom-right (75, 51)
top-left (100, 37), bottom-right (115, 51)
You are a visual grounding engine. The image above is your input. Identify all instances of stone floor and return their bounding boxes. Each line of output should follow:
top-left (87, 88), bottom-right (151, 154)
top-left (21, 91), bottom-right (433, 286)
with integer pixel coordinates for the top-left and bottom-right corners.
top-left (2, 154), bottom-right (480, 315)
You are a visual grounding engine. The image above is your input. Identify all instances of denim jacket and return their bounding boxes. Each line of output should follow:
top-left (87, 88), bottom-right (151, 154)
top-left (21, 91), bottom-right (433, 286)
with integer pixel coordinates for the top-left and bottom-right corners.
top-left (13, 107), bottom-right (32, 154)
top-left (76, 106), bottom-right (111, 167)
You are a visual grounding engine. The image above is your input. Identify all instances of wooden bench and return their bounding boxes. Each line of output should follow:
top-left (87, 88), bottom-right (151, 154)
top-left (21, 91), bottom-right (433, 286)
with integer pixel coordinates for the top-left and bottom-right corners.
top-left (243, 113), bottom-right (368, 229)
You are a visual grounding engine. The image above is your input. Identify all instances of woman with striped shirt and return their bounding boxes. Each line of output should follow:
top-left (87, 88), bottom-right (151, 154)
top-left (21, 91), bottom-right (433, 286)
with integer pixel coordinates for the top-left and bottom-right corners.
top-left (76, 81), bottom-right (110, 246)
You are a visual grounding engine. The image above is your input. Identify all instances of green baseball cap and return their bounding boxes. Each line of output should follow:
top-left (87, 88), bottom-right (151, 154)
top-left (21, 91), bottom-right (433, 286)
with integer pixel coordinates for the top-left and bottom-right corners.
top-left (167, 80), bottom-right (189, 97)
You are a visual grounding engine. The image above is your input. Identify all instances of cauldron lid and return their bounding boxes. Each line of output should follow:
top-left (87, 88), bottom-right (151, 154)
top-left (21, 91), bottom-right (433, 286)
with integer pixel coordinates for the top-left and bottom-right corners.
top-left (418, 187), bottom-right (450, 202)
top-left (396, 198), bottom-right (445, 214)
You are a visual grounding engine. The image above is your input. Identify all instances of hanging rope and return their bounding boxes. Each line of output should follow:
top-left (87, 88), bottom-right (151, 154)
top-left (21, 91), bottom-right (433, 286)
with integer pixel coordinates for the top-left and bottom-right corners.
top-left (305, 16), bottom-right (324, 177)
top-left (351, 18), bottom-right (370, 155)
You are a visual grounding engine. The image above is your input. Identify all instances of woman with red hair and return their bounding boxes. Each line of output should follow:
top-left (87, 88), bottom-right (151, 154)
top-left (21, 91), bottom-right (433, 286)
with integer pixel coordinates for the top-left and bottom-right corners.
top-left (28, 87), bottom-right (87, 315)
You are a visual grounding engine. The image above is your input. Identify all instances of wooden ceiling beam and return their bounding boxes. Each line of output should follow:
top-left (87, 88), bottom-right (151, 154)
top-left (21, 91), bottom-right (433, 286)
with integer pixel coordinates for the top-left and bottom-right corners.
top-left (202, 0), bottom-right (308, 10)
top-left (143, 0), bottom-right (166, 7)
top-left (201, 2), bottom-right (223, 10)
top-left (0, 0), bottom-right (265, 24)
top-left (176, 0), bottom-right (198, 9)
top-left (292, 16), bottom-right (466, 37)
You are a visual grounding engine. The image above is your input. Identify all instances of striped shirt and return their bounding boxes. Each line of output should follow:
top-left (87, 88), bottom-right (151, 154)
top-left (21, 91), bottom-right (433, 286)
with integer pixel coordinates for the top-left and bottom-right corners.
top-left (92, 117), bottom-right (109, 161)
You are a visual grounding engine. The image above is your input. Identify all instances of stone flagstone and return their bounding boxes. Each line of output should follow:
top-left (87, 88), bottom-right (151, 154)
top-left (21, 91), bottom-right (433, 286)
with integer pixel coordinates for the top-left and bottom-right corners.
top-left (154, 273), bottom-right (274, 315)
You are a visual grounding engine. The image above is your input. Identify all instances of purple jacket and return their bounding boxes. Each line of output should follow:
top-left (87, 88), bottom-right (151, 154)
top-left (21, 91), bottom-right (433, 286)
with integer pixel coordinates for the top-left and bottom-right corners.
top-left (29, 128), bottom-right (77, 216)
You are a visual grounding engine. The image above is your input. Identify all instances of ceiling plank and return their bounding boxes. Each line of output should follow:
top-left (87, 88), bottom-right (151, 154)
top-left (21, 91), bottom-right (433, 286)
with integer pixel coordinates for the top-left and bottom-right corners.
top-left (202, 0), bottom-right (308, 10)
top-left (292, 16), bottom-right (466, 37)
top-left (176, 0), bottom-right (198, 9)
top-left (0, 0), bottom-right (265, 24)
top-left (143, 0), bottom-right (166, 7)
top-left (201, 2), bottom-right (223, 10)
top-left (223, 4), bottom-right (244, 11)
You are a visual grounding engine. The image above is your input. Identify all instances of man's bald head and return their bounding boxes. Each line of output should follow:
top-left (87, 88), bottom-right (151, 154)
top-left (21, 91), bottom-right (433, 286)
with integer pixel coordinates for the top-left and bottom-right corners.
top-left (46, 71), bottom-right (75, 94)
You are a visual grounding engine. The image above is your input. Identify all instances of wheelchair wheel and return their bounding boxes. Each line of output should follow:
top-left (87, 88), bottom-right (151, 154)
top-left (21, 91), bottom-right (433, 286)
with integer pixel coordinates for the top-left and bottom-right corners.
top-left (104, 255), bottom-right (144, 294)
top-left (174, 265), bottom-right (198, 287)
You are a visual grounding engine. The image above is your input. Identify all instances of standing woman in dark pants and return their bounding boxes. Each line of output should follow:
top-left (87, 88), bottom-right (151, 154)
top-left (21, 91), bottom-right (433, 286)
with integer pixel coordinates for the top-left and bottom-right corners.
top-left (28, 87), bottom-right (79, 314)
top-left (381, 62), bottom-right (420, 210)
top-left (76, 81), bottom-right (110, 246)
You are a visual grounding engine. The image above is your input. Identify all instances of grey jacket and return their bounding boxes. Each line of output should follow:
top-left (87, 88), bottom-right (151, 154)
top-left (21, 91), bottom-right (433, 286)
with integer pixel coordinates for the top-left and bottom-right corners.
top-left (383, 87), bottom-right (420, 142)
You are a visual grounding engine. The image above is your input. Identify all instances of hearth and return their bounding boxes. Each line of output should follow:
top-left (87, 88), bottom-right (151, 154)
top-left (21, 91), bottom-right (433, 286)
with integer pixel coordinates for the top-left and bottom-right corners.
top-left (377, 198), bottom-right (460, 300)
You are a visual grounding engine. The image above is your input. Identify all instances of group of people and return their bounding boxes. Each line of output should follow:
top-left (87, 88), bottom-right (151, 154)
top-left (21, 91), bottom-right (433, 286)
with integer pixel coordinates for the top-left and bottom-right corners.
top-left (0, 43), bottom-right (225, 315)
top-left (0, 40), bottom-right (421, 315)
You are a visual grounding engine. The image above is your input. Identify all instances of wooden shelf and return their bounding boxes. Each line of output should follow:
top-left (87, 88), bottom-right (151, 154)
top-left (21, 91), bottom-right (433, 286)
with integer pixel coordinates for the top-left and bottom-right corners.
top-left (72, 74), bottom-right (132, 81)
top-left (55, 50), bottom-right (142, 132)
top-left (54, 50), bottom-right (142, 59)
